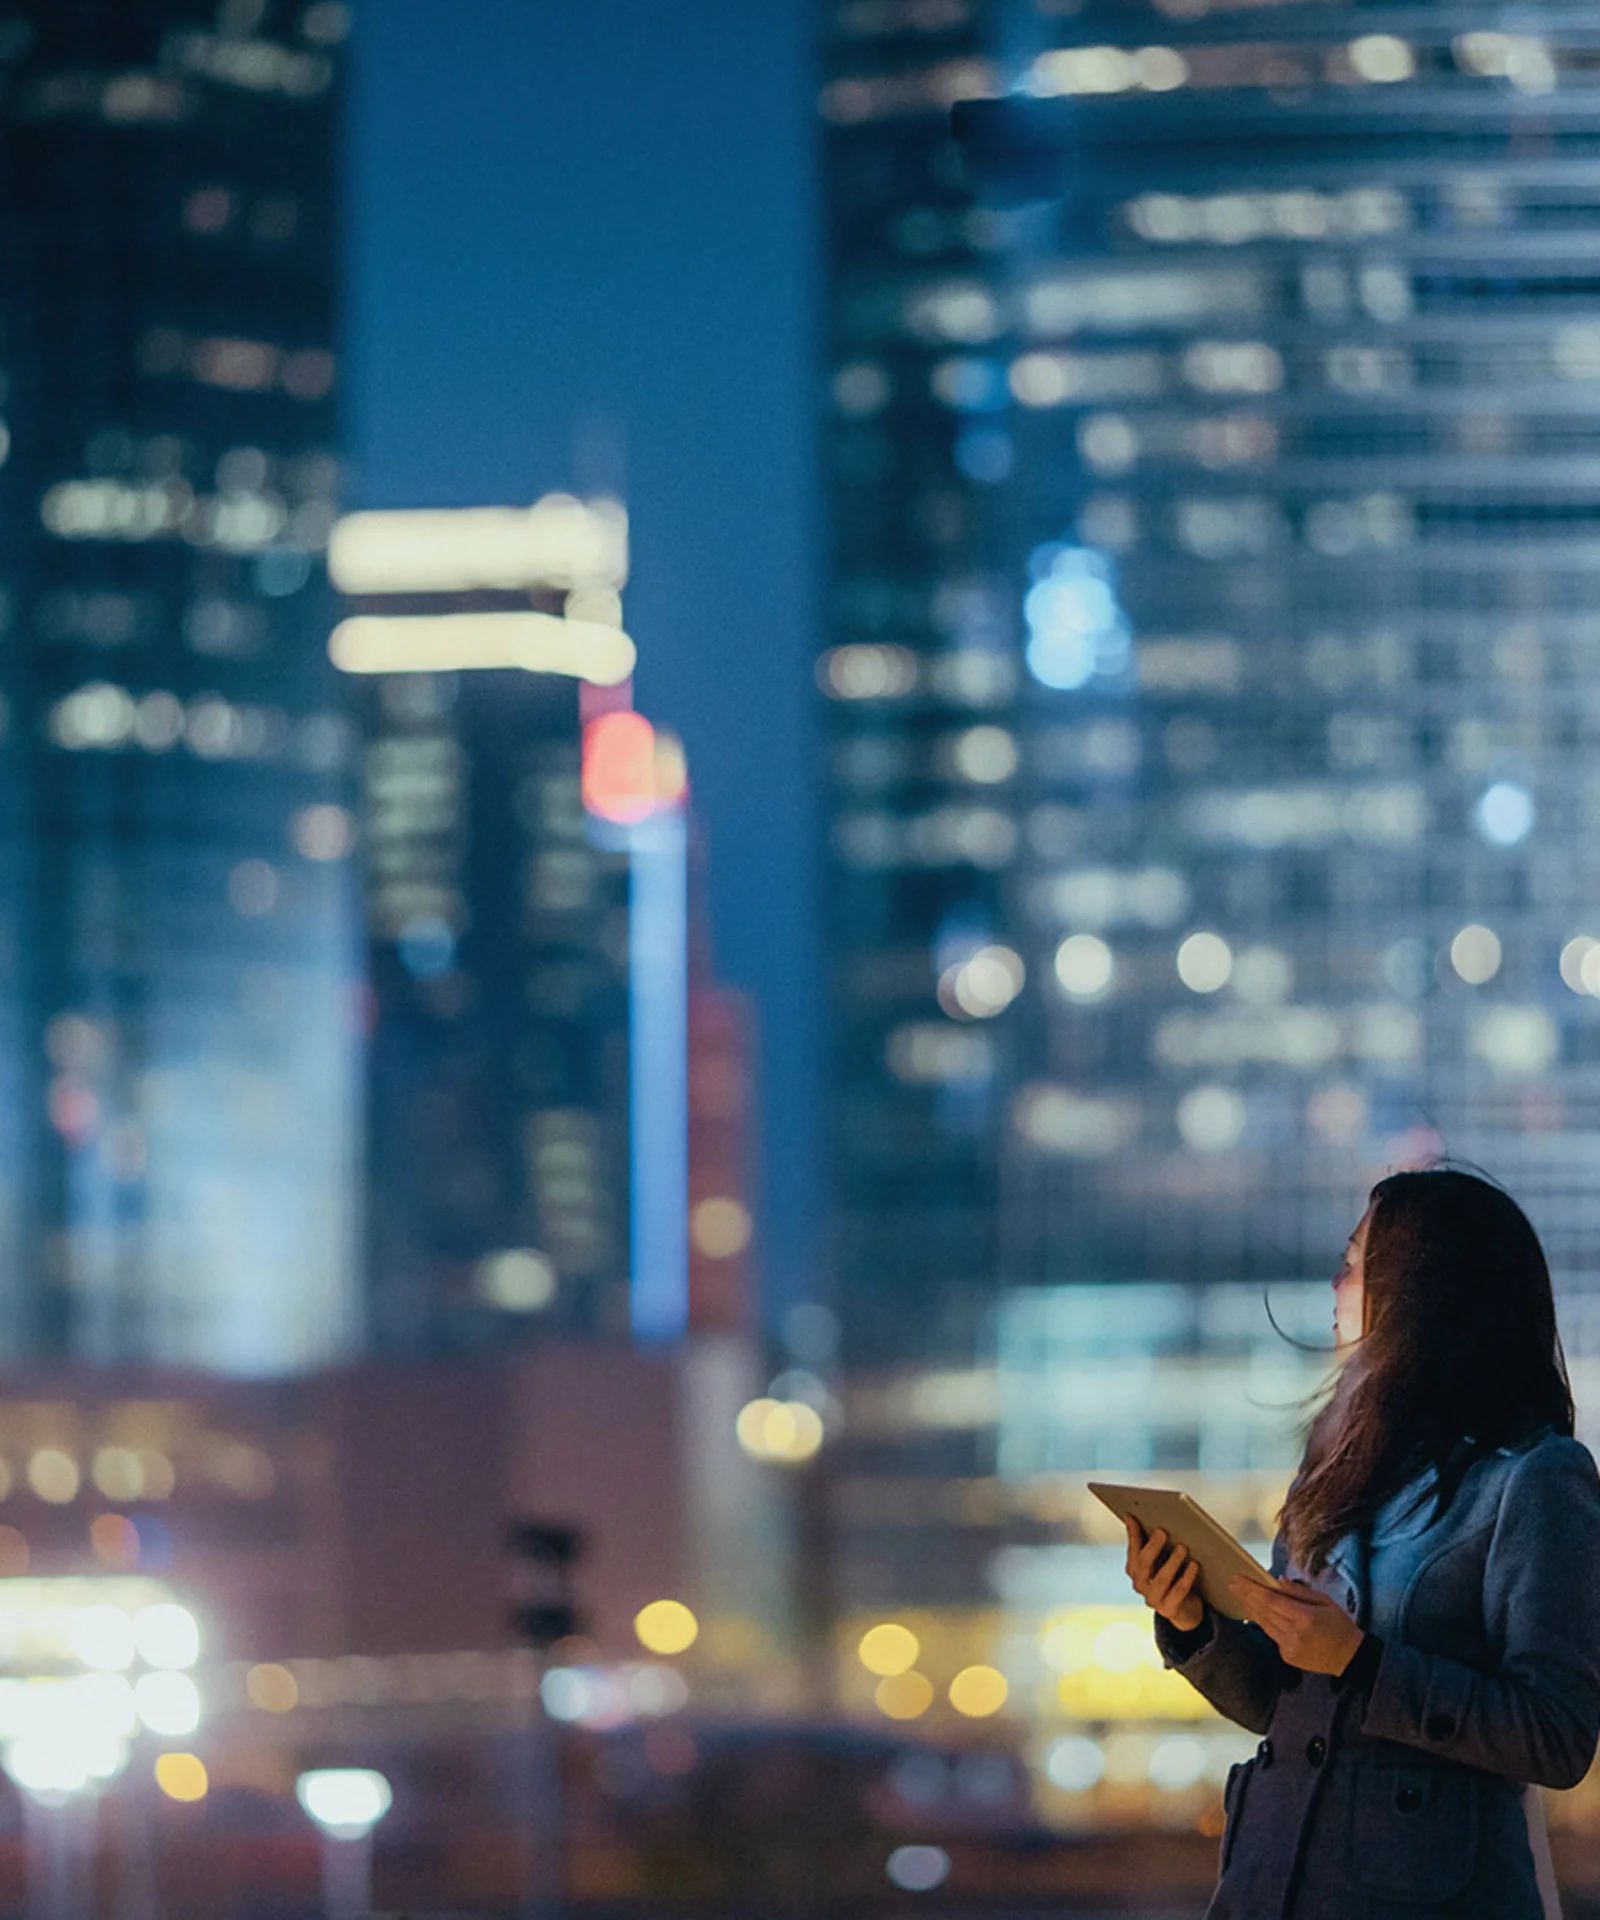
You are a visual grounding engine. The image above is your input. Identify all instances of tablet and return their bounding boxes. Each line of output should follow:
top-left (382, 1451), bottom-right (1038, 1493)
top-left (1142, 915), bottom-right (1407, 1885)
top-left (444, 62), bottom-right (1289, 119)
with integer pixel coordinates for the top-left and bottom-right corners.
top-left (1087, 1481), bottom-right (1274, 1623)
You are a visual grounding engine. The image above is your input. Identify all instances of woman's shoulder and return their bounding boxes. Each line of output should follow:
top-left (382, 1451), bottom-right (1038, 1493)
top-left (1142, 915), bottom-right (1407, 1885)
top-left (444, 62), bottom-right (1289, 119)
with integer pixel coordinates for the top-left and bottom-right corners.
top-left (1493, 1427), bottom-right (1600, 1503)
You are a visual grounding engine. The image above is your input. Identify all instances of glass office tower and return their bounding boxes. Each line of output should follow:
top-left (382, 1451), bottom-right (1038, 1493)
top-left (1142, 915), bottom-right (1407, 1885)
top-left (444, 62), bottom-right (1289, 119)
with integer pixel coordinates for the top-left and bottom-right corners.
top-left (360, 663), bottom-right (633, 1354)
top-left (2, 1), bottom-right (359, 1368)
top-left (820, 0), bottom-right (1600, 1635)
top-left (327, 500), bottom-right (639, 1353)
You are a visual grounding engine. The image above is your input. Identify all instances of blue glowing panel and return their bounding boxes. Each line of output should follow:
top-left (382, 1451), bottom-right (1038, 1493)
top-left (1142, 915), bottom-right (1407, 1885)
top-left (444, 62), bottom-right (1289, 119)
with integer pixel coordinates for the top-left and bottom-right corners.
top-left (629, 810), bottom-right (689, 1344)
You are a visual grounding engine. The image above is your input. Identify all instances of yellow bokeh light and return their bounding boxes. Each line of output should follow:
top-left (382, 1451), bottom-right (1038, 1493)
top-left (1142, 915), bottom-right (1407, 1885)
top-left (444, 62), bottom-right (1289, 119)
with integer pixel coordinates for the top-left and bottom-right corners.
top-left (734, 1397), bottom-right (824, 1464)
top-left (948, 1664), bottom-right (1009, 1718)
top-left (1057, 1665), bottom-right (1209, 1720)
top-left (28, 1449), bottom-right (80, 1505)
top-left (245, 1663), bottom-right (299, 1713)
top-left (782, 1402), bottom-right (824, 1461)
top-left (691, 1196), bottom-right (751, 1260)
top-left (735, 1397), bottom-right (784, 1456)
top-left (1044, 1606), bottom-right (1210, 1721)
top-left (92, 1447), bottom-right (145, 1500)
top-left (155, 1752), bottom-right (208, 1802)
top-left (857, 1622), bottom-right (920, 1677)
top-left (874, 1670), bottom-right (934, 1720)
top-left (1094, 1620), bottom-right (1154, 1674)
top-left (1040, 1614), bottom-right (1096, 1673)
top-left (634, 1599), bottom-right (699, 1656)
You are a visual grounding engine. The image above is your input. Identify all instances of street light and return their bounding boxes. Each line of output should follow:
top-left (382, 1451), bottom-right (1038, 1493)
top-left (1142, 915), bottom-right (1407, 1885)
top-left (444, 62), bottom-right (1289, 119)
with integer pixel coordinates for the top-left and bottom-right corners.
top-left (0, 1581), bottom-right (203, 1920)
top-left (296, 1768), bottom-right (393, 1919)
top-left (3, 1727), bottom-right (130, 1920)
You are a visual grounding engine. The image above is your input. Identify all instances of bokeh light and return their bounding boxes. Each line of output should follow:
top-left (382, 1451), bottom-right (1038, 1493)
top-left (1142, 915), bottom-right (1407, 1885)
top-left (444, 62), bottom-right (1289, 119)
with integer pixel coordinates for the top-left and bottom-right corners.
top-left (734, 1398), bottom-right (823, 1463)
top-left (27, 1450), bottom-right (80, 1505)
top-left (633, 1600), bottom-right (699, 1657)
top-left (136, 1604), bottom-right (200, 1671)
top-left (1045, 1734), bottom-right (1106, 1792)
top-left (1175, 931), bottom-right (1233, 993)
top-left (1474, 780), bottom-right (1534, 846)
top-left (948, 1664), bottom-right (1009, 1717)
top-left (857, 1622), bottom-right (920, 1677)
top-left (245, 1664), bottom-right (298, 1713)
top-left (154, 1752), bottom-right (209, 1802)
top-left (295, 1768), bottom-right (393, 1838)
top-left (874, 1670), bottom-right (934, 1720)
top-left (1054, 933), bottom-right (1114, 1000)
top-left (886, 1844), bottom-right (950, 1890)
top-left (1450, 923), bottom-right (1502, 985)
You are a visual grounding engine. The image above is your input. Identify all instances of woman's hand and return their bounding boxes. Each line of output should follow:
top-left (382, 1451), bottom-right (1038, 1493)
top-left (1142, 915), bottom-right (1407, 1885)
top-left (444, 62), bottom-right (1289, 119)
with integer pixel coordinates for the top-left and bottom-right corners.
top-left (1228, 1573), bottom-right (1366, 1676)
top-left (1123, 1515), bottom-right (1205, 1631)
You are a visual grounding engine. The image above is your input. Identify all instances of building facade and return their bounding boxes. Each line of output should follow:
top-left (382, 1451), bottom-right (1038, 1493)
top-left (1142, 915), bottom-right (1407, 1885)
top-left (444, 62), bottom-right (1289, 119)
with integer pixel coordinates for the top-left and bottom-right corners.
top-left (3, 0), bottom-right (359, 1368)
top-left (818, 0), bottom-right (1600, 1795)
top-left (360, 659), bottom-right (635, 1353)
top-left (326, 499), bottom-right (640, 1354)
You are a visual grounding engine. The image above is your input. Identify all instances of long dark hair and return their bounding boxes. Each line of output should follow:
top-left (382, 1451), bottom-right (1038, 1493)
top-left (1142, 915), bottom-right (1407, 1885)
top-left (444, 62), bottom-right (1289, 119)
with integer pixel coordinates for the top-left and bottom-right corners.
top-left (1280, 1169), bottom-right (1574, 1574)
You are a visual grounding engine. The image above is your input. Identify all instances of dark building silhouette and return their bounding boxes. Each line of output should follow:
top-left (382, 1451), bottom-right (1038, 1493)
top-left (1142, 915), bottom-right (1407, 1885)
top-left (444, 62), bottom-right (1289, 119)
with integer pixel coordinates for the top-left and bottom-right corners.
top-left (358, 658), bottom-right (633, 1352)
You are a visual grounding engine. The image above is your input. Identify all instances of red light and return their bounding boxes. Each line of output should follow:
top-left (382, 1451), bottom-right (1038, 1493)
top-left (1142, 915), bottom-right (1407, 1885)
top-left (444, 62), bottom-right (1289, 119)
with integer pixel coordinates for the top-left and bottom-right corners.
top-left (48, 1079), bottom-right (100, 1145)
top-left (583, 712), bottom-right (659, 823)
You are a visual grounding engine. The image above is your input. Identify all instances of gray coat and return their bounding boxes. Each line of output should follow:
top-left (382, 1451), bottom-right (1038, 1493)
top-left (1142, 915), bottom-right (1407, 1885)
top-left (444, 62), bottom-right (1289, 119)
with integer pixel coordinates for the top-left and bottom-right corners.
top-left (1154, 1427), bottom-right (1600, 1919)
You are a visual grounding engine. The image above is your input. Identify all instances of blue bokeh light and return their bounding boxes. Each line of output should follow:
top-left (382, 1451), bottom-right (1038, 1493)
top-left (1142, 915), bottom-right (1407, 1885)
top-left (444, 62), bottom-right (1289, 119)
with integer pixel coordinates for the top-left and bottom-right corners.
top-left (1474, 780), bottom-right (1535, 846)
top-left (954, 426), bottom-right (1014, 485)
top-left (398, 916), bottom-right (457, 979)
top-left (1024, 544), bottom-right (1131, 690)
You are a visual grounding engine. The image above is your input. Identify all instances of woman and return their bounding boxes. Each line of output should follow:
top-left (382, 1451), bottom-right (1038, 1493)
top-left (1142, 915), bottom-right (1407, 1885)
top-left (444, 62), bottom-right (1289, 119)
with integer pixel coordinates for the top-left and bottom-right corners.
top-left (1123, 1169), bottom-right (1600, 1918)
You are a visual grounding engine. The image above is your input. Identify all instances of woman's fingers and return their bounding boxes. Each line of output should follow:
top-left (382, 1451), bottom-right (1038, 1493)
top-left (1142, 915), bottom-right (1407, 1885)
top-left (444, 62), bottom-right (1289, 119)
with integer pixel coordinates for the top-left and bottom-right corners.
top-left (1148, 1542), bottom-right (1188, 1604)
top-left (1234, 1578), bottom-right (1325, 1618)
top-left (1122, 1515), bottom-right (1143, 1576)
top-left (1123, 1519), bottom-right (1206, 1621)
top-left (1135, 1527), bottom-right (1170, 1583)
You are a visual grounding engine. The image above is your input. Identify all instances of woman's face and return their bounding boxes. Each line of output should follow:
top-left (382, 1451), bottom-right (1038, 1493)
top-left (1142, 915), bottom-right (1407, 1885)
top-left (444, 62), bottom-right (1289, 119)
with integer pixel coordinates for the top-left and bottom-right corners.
top-left (1334, 1204), bottom-right (1372, 1350)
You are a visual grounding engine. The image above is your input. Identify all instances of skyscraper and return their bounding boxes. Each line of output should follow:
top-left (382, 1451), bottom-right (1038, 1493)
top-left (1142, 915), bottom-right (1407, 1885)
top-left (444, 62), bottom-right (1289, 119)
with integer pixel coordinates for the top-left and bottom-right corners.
top-left (5, 0), bottom-right (358, 1368)
top-left (820, 0), bottom-right (1600, 1630)
top-left (331, 500), bottom-right (640, 1352)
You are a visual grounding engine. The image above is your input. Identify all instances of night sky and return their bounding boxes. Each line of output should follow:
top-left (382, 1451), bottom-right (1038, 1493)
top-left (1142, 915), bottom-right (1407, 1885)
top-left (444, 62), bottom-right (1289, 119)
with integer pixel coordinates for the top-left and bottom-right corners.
top-left (348, 1), bottom-right (819, 1323)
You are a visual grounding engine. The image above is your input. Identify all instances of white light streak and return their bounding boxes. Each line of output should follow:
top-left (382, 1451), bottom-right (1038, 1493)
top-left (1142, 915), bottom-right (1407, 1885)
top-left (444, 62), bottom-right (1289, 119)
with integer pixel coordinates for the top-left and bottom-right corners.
top-left (328, 497), bottom-right (628, 594)
top-left (329, 613), bottom-right (635, 686)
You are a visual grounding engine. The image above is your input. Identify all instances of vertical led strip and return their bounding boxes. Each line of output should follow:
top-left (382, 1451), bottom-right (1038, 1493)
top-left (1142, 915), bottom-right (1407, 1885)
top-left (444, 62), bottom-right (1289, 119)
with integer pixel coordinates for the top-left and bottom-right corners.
top-left (627, 808), bottom-right (689, 1342)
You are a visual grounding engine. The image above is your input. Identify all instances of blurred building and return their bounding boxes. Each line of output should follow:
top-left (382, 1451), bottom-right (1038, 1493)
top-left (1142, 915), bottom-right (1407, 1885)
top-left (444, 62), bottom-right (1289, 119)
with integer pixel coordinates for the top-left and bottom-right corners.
top-left (330, 498), bottom-right (639, 1353)
top-left (334, 503), bottom-right (761, 1355)
top-left (0, 1343), bottom-right (752, 1668)
top-left (688, 983), bottom-right (758, 1337)
top-left (0, 0), bottom-right (360, 1369)
top-left (685, 811), bottom-right (760, 1338)
top-left (818, 0), bottom-right (1600, 1818)
top-left (0, 1348), bottom-right (812, 1899)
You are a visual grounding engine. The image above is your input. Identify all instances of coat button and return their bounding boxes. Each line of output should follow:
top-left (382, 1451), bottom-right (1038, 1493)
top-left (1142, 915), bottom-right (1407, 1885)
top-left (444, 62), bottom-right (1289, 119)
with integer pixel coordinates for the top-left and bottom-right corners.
top-left (1425, 1712), bottom-right (1456, 1741)
top-left (1257, 1738), bottom-right (1273, 1769)
top-left (1305, 1736), bottom-right (1326, 1768)
top-left (1396, 1784), bottom-right (1424, 1814)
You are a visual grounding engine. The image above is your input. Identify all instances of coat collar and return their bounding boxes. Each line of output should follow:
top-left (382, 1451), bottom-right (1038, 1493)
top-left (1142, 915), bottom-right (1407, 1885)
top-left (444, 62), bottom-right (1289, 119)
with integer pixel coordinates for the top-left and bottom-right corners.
top-left (1318, 1429), bottom-right (1556, 1623)
top-left (1313, 1438), bottom-right (1468, 1617)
